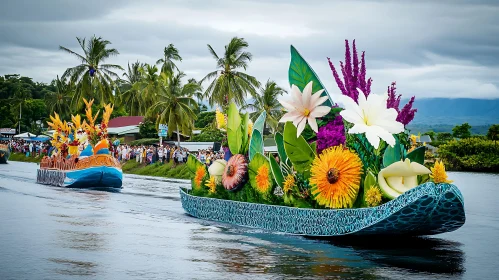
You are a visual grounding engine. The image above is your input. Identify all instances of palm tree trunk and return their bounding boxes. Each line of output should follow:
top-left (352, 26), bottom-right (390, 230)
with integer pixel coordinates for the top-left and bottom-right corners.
top-left (176, 128), bottom-right (181, 148)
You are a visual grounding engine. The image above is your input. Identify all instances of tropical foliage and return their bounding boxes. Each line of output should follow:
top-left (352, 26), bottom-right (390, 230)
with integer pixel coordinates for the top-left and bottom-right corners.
top-left (59, 36), bottom-right (124, 108)
top-left (149, 72), bottom-right (200, 147)
top-left (201, 37), bottom-right (260, 107)
top-left (242, 79), bottom-right (286, 133)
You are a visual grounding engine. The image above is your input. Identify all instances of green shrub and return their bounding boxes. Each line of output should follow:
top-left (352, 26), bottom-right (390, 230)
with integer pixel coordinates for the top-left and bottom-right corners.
top-left (129, 138), bottom-right (159, 146)
top-left (438, 138), bottom-right (499, 172)
top-left (190, 127), bottom-right (224, 142)
top-left (194, 111), bottom-right (215, 128)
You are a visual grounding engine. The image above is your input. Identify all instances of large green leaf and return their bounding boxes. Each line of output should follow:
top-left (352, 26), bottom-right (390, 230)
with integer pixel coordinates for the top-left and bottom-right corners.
top-left (383, 137), bottom-right (402, 167)
top-left (406, 146), bottom-right (425, 165)
top-left (240, 112), bottom-right (250, 154)
top-left (252, 111), bottom-right (266, 133)
top-left (289, 45), bottom-right (333, 107)
top-left (283, 122), bottom-right (316, 175)
top-left (227, 102), bottom-right (242, 155)
top-left (248, 153), bottom-right (273, 194)
top-left (187, 154), bottom-right (203, 174)
top-left (249, 129), bottom-right (263, 160)
top-left (275, 132), bottom-right (289, 167)
top-left (269, 154), bottom-right (284, 188)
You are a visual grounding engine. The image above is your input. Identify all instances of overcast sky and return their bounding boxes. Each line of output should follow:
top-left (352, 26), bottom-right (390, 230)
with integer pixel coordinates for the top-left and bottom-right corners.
top-left (1, 0), bottom-right (498, 100)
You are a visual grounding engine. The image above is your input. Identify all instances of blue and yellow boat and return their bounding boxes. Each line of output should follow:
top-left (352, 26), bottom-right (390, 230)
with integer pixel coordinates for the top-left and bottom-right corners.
top-left (36, 98), bottom-right (122, 190)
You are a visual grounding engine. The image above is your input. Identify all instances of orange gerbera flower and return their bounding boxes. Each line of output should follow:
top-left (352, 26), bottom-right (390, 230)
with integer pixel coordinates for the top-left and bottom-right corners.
top-left (194, 166), bottom-right (206, 189)
top-left (310, 145), bottom-right (363, 209)
top-left (255, 164), bottom-right (271, 193)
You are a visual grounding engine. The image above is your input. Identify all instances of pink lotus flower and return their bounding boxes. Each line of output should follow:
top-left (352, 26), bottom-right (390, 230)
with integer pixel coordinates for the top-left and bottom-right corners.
top-left (278, 81), bottom-right (330, 137)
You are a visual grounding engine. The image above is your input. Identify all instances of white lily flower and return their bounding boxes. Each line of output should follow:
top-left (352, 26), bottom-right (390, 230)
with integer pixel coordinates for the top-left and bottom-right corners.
top-left (338, 90), bottom-right (404, 149)
top-left (378, 158), bottom-right (431, 199)
top-left (278, 81), bottom-right (330, 137)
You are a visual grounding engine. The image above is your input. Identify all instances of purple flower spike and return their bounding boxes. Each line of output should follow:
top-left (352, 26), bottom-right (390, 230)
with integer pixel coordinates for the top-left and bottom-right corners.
top-left (317, 115), bottom-right (346, 154)
top-left (397, 96), bottom-right (417, 126)
top-left (328, 39), bottom-right (372, 103)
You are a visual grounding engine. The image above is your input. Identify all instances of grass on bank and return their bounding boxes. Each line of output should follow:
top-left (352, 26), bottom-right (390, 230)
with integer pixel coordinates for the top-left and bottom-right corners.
top-left (122, 160), bottom-right (191, 179)
top-left (9, 152), bottom-right (43, 163)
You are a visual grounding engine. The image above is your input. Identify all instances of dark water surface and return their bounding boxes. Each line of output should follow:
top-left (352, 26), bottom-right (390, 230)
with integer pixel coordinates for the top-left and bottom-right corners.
top-left (0, 162), bottom-right (498, 280)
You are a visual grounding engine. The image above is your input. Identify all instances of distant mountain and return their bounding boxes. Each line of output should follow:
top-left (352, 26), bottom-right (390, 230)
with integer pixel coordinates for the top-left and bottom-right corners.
top-left (407, 98), bottom-right (499, 134)
top-left (410, 98), bottom-right (499, 125)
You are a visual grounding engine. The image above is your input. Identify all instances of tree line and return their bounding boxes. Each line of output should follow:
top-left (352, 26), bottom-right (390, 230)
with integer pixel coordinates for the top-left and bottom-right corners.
top-left (0, 35), bottom-right (287, 140)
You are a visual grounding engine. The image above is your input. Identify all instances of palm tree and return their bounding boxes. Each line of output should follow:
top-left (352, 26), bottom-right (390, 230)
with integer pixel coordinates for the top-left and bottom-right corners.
top-left (149, 72), bottom-right (200, 147)
top-left (133, 64), bottom-right (164, 114)
top-left (156, 44), bottom-right (182, 75)
top-left (45, 75), bottom-right (73, 118)
top-left (242, 79), bottom-right (286, 134)
top-left (120, 61), bottom-right (144, 115)
top-left (201, 37), bottom-right (260, 108)
top-left (59, 35), bottom-right (124, 108)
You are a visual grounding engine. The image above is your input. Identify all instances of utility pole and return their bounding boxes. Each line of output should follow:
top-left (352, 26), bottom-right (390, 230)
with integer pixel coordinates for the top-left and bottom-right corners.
top-left (18, 103), bottom-right (21, 134)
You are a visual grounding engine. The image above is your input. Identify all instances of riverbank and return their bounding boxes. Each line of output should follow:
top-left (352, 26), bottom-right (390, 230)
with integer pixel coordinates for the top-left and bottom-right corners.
top-left (121, 161), bottom-right (190, 179)
top-left (8, 152), bottom-right (43, 163)
top-left (8, 153), bottom-right (190, 179)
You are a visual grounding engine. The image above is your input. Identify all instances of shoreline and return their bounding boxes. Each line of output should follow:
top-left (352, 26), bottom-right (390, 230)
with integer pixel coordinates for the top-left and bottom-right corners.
top-left (7, 153), bottom-right (190, 180)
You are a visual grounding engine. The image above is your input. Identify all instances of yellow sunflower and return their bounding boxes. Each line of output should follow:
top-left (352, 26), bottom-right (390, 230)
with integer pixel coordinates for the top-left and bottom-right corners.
top-left (365, 186), bottom-right (382, 207)
top-left (194, 166), bottom-right (207, 189)
top-left (430, 160), bottom-right (453, 183)
top-left (206, 176), bottom-right (217, 193)
top-left (310, 145), bottom-right (363, 209)
top-left (283, 174), bottom-right (295, 193)
top-left (255, 164), bottom-right (271, 193)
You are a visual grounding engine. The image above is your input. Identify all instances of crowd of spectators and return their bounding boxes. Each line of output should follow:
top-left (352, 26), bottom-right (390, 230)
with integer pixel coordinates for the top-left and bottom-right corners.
top-left (0, 139), bottom-right (52, 157)
top-left (114, 144), bottom-right (226, 167)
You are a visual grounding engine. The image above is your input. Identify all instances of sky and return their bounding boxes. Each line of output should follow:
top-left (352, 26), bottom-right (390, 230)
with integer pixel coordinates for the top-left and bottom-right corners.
top-left (1, 0), bottom-right (498, 100)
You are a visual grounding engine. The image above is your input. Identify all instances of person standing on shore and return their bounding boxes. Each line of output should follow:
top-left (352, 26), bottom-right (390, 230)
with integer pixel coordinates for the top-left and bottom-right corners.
top-left (158, 146), bottom-right (164, 164)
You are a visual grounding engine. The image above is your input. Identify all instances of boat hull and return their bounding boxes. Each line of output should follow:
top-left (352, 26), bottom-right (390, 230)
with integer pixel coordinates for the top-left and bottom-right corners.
top-left (180, 182), bottom-right (465, 236)
top-left (37, 166), bottom-right (123, 189)
top-left (0, 148), bottom-right (9, 164)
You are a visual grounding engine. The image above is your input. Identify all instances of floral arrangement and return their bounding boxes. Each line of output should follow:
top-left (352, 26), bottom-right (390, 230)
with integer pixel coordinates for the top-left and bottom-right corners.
top-left (83, 98), bottom-right (113, 147)
top-left (47, 99), bottom-right (114, 157)
top-left (186, 40), bottom-right (453, 209)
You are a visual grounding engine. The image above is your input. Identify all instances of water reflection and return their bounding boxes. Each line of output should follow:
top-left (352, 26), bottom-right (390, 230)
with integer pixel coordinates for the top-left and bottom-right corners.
top-left (315, 236), bottom-right (465, 275)
top-left (48, 258), bottom-right (98, 276)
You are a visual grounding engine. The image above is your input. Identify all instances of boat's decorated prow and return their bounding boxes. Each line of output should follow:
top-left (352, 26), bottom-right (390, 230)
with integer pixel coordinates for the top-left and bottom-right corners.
top-left (36, 98), bottom-right (123, 189)
top-left (181, 40), bottom-right (465, 237)
top-left (0, 144), bottom-right (10, 164)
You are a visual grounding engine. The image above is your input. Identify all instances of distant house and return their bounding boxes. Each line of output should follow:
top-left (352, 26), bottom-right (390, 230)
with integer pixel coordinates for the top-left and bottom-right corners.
top-left (416, 135), bottom-right (432, 143)
top-left (107, 116), bottom-right (144, 143)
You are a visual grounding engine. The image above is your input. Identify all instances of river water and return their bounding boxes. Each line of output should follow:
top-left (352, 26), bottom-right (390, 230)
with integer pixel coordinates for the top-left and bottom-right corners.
top-left (0, 161), bottom-right (498, 280)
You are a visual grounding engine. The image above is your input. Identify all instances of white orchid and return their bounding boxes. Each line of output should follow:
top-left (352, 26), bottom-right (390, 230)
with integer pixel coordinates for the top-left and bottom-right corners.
top-left (378, 158), bottom-right (432, 199)
top-left (278, 81), bottom-right (330, 137)
top-left (338, 90), bottom-right (404, 149)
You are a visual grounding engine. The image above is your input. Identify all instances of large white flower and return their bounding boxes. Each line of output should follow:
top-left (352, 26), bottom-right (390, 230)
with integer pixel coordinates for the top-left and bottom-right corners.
top-left (278, 81), bottom-right (330, 137)
top-left (338, 90), bottom-right (404, 149)
top-left (378, 158), bottom-right (432, 199)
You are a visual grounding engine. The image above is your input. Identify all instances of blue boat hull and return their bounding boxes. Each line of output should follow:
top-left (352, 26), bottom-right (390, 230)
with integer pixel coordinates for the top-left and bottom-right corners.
top-left (180, 182), bottom-right (465, 236)
top-left (37, 166), bottom-right (123, 189)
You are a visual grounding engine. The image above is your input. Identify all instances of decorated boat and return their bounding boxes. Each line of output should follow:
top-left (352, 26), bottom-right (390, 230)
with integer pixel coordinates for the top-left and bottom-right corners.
top-left (181, 40), bottom-right (465, 236)
top-left (36, 98), bottom-right (123, 189)
top-left (0, 144), bottom-right (10, 164)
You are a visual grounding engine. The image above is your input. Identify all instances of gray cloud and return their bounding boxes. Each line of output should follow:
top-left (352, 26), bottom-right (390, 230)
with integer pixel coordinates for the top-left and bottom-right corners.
top-left (0, 0), bottom-right (498, 99)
